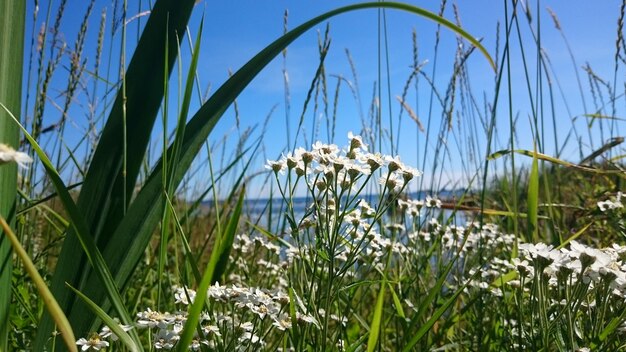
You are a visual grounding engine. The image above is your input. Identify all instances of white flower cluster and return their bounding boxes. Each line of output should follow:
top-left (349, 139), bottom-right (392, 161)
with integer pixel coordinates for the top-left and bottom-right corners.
top-left (265, 133), bottom-right (422, 195)
top-left (515, 240), bottom-right (626, 293)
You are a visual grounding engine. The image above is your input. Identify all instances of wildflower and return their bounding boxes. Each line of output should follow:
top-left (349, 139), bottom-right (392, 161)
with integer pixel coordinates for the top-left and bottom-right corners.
top-left (239, 331), bottom-right (264, 347)
top-left (364, 153), bottom-right (384, 172)
top-left (136, 308), bottom-right (172, 329)
top-left (519, 243), bottom-right (555, 268)
top-left (174, 286), bottom-right (196, 305)
top-left (359, 200), bottom-right (376, 217)
top-left (272, 315), bottom-right (292, 330)
top-left (76, 333), bottom-right (109, 351)
top-left (598, 198), bottom-right (623, 212)
top-left (99, 321), bottom-right (133, 341)
top-left (425, 196), bottom-right (442, 208)
top-left (296, 312), bottom-right (320, 328)
top-left (153, 328), bottom-right (180, 349)
top-left (385, 155), bottom-right (405, 172)
top-left (0, 144), bottom-right (32, 169)
top-left (312, 142), bottom-right (339, 164)
top-left (202, 324), bottom-right (222, 337)
top-left (190, 338), bottom-right (210, 351)
top-left (379, 173), bottom-right (403, 193)
top-left (265, 159), bottom-right (286, 174)
top-left (347, 131), bottom-right (367, 151)
top-left (401, 165), bottom-right (422, 183)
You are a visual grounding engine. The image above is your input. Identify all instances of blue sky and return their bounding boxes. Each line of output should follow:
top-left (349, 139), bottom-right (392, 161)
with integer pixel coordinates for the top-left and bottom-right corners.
top-left (22, 0), bottom-right (625, 197)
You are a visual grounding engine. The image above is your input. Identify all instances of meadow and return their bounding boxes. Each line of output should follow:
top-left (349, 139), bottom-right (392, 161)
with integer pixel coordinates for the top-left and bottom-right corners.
top-left (1, 0), bottom-right (626, 351)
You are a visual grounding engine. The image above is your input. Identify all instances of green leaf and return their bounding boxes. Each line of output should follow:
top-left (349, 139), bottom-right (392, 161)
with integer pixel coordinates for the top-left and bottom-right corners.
top-left (175, 184), bottom-right (244, 351)
top-left (367, 281), bottom-right (386, 352)
top-left (387, 281), bottom-right (406, 320)
top-left (490, 270), bottom-right (518, 288)
top-left (212, 186), bottom-right (245, 283)
top-left (37, 0), bottom-right (197, 346)
top-left (2, 105), bottom-right (143, 351)
top-left (65, 284), bottom-right (138, 352)
top-left (0, 217), bottom-right (76, 352)
top-left (402, 279), bottom-right (470, 352)
top-left (528, 143), bottom-right (539, 242)
top-left (0, 0), bottom-right (25, 348)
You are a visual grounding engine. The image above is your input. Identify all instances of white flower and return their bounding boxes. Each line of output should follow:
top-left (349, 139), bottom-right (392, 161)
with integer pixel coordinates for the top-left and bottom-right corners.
top-left (379, 173), bottom-right (403, 193)
top-left (400, 165), bottom-right (422, 183)
top-left (153, 328), bottom-right (180, 349)
top-left (99, 320), bottom-right (133, 341)
top-left (363, 153), bottom-right (384, 172)
top-left (174, 286), bottom-right (196, 305)
top-left (76, 333), bottom-right (110, 351)
top-left (425, 196), bottom-right (442, 208)
top-left (272, 315), bottom-right (292, 330)
top-left (519, 242), bottom-right (555, 262)
top-left (265, 159), bottom-right (286, 174)
top-left (598, 199), bottom-right (623, 212)
top-left (0, 143), bottom-right (32, 169)
top-left (296, 312), bottom-right (320, 328)
top-left (136, 308), bottom-right (173, 329)
top-left (347, 131), bottom-right (367, 151)
top-left (202, 324), bottom-right (222, 337)
top-left (312, 141), bottom-right (339, 158)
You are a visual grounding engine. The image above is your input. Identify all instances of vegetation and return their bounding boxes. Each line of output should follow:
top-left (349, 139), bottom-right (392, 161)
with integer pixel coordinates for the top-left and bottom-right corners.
top-left (1, 0), bottom-right (626, 351)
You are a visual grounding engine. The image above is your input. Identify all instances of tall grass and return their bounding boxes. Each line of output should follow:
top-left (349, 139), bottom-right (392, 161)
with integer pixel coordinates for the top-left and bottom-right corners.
top-left (4, 0), bottom-right (626, 351)
top-left (0, 0), bottom-right (25, 350)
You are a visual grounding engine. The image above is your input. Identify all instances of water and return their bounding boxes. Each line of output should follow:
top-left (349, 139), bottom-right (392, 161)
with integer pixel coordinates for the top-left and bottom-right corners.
top-left (203, 188), bottom-right (470, 227)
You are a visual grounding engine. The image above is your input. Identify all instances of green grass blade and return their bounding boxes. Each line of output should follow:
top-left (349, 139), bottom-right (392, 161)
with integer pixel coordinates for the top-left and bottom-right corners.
top-left (402, 279), bottom-right (471, 352)
top-left (288, 288), bottom-right (300, 348)
top-left (163, 192), bottom-right (202, 283)
top-left (1, 105), bottom-right (143, 351)
top-left (367, 280), bottom-right (386, 352)
top-left (0, 216), bottom-right (77, 352)
top-left (38, 0), bottom-right (196, 345)
top-left (65, 284), bottom-right (137, 352)
top-left (212, 186), bottom-right (245, 283)
top-left (176, 184), bottom-right (244, 351)
top-left (528, 144), bottom-right (539, 242)
top-left (387, 281), bottom-right (406, 320)
top-left (0, 0), bottom-right (25, 348)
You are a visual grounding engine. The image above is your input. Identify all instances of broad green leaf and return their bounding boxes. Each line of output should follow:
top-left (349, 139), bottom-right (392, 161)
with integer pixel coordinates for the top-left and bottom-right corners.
top-left (490, 270), bottom-right (518, 288)
top-left (0, 0), bottom-right (25, 347)
top-left (288, 288), bottom-right (300, 348)
top-left (37, 0), bottom-right (197, 345)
